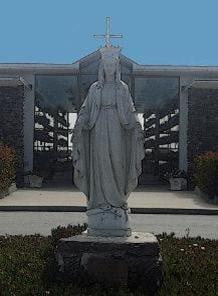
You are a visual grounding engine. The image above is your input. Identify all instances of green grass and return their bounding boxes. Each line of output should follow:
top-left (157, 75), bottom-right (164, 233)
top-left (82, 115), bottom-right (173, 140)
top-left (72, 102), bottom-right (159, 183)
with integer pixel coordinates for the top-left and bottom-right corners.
top-left (0, 225), bottom-right (217, 296)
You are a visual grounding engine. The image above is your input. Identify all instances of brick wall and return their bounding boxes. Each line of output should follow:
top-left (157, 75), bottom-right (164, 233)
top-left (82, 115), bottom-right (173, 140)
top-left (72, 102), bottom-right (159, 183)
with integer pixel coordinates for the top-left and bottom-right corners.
top-left (187, 87), bottom-right (218, 175)
top-left (0, 85), bottom-right (24, 187)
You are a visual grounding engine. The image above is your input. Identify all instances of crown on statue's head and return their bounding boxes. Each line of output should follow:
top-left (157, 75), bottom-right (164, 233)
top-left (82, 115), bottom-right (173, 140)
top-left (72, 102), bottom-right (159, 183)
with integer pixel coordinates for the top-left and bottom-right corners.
top-left (100, 45), bottom-right (121, 59)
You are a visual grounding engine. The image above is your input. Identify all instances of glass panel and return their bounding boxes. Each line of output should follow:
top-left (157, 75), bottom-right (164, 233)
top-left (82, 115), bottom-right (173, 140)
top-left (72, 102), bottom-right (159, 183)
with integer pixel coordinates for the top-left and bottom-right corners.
top-left (35, 75), bottom-right (78, 112)
top-left (121, 74), bottom-right (132, 90)
top-left (136, 77), bottom-right (180, 182)
top-left (121, 64), bottom-right (132, 74)
top-left (80, 74), bottom-right (97, 106)
top-left (34, 75), bottom-right (79, 185)
top-left (80, 60), bottom-right (100, 74)
top-left (134, 77), bottom-right (179, 111)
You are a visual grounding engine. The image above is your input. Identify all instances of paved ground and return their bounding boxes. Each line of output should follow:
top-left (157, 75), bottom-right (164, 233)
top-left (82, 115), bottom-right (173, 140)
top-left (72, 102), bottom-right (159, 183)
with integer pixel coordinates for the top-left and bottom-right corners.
top-left (1, 186), bottom-right (217, 238)
top-left (0, 186), bottom-right (217, 210)
top-left (0, 212), bottom-right (217, 239)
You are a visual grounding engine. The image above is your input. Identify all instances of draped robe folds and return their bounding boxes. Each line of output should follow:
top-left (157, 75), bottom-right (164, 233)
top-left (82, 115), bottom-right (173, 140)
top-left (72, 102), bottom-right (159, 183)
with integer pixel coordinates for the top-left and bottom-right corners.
top-left (72, 81), bottom-right (144, 210)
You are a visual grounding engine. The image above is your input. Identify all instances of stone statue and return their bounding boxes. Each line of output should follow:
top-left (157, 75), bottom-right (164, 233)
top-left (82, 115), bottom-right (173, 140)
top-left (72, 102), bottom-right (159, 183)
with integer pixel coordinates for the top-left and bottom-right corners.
top-left (72, 46), bottom-right (144, 237)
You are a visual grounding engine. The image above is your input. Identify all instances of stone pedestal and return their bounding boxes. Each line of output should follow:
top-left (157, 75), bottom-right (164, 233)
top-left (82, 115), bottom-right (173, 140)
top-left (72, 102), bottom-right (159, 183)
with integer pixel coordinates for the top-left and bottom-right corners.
top-left (55, 232), bottom-right (162, 294)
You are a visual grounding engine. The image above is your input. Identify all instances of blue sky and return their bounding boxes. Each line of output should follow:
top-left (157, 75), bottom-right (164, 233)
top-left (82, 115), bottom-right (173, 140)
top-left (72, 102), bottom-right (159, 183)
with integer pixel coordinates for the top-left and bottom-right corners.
top-left (0, 0), bottom-right (218, 65)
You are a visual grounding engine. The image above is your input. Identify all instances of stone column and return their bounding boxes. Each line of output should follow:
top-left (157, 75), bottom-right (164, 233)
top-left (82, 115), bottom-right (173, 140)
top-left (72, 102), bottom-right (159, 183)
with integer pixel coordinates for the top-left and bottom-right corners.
top-left (22, 74), bottom-right (35, 176)
top-left (179, 76), bottom-right (195, 172)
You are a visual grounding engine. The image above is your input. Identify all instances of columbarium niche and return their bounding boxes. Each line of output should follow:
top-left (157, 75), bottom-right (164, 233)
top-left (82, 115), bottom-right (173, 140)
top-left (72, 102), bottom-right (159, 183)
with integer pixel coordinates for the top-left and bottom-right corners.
top-left (34, 75), bottom-right (78, 186)
top-left (134, 76), bottom-right (180, 184)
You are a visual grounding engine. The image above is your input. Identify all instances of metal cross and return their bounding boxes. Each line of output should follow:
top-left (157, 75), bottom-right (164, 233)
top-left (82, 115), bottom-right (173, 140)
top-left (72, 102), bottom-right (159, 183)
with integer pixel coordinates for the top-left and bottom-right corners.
top-left (93, 16), bottom-right (123, 47)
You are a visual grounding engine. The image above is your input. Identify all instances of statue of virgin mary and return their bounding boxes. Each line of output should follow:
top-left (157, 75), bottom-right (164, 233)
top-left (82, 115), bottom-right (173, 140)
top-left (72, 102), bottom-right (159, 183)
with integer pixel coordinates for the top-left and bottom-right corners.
top-left (72, 46), bottom-right (144, 237)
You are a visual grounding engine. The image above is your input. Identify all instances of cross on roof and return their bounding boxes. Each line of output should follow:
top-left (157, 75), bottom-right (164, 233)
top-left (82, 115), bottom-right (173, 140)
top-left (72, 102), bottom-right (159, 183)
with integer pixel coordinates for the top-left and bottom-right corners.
top-left (93, 16), bottom-right (123, 47)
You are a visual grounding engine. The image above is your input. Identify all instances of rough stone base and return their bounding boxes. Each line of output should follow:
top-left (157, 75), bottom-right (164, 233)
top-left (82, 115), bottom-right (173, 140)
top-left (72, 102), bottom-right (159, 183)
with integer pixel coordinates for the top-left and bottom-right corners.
top-left (55, 232), bottom-right (162, 295)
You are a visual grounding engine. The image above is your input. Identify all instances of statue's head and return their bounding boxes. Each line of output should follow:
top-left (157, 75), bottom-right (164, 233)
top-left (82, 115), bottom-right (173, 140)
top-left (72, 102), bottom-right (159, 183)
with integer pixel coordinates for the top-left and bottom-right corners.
top-left (98, 46), bottom-right (121, 85)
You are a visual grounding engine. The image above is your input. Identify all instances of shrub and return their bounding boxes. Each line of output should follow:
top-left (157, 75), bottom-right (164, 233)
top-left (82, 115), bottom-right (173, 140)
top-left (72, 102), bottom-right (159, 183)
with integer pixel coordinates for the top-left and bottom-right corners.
top-left (0, 143), bottom-right (16, 193)
top-left (0, 229), bottom-right (217, 296)
top-left (195, 151), bottom-right (218, 199)
top-left (51, 223), bottom-right (87, 244)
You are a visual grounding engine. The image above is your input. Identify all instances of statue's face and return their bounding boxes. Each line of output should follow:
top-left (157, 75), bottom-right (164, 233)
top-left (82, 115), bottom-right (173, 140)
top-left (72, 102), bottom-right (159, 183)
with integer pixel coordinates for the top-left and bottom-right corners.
top-left (103, 58), bottom-right (117, 77)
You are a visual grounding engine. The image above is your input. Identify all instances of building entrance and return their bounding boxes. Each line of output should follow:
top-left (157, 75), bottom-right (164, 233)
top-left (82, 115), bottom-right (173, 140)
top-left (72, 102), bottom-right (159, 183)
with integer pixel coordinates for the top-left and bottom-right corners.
top-left (33, 52), bottom-right (180, 187)
top-left (34, 75), bottom-right (78, 187)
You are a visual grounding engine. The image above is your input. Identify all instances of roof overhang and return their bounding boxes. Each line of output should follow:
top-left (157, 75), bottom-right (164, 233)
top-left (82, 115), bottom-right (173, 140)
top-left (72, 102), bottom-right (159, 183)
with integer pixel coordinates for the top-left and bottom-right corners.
top-left (190, 80), bottom-right (218, 89)
top-left (0, 62), bottom-right (80, 75)
top-left (133, 64), bottom-right (218, 76)
top-left (0, 76), bottom-right (32, 89)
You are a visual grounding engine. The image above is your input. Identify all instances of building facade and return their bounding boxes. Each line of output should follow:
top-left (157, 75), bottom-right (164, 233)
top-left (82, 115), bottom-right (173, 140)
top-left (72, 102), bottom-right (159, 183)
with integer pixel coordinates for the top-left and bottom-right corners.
top-left (0, 49), bottom-right (217, 187)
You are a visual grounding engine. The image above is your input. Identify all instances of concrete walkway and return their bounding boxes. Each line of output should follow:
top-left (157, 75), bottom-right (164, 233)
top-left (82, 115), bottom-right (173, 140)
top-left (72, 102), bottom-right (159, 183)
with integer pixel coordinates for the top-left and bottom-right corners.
top-left (1, 212), bottom-right (217, 238)
top-left (0, 186), bottom-right (217, 214)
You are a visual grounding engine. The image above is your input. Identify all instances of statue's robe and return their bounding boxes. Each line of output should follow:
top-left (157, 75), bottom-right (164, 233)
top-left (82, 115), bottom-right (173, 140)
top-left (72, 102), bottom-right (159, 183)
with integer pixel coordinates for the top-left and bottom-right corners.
top-left (72, 81), bottom-right (144, 210)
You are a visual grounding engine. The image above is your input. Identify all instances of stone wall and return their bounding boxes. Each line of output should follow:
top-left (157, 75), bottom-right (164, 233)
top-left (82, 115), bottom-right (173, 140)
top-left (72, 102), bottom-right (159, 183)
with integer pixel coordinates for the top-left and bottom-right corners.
top-left (0, 85), bottom-right (24, 187)
top-left (187, 87), bottom-right (218, 175)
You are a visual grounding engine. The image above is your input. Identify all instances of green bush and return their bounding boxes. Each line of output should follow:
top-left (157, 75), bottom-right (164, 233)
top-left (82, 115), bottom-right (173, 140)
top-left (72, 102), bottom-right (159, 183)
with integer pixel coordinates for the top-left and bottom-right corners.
top-left (0, 143), bottom-right (16, 193)
top-left (0, 224), bottom-right (217, 296)
top-left (195, 151), bottom-right (218, 199)
top-left (51, 223), bottom-right (87, 245)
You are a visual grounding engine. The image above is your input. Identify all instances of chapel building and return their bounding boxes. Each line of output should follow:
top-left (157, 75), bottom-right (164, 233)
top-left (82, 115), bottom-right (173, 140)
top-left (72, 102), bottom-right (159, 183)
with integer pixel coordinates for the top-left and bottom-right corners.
top-left (0, 48), bottom-right (217, 187)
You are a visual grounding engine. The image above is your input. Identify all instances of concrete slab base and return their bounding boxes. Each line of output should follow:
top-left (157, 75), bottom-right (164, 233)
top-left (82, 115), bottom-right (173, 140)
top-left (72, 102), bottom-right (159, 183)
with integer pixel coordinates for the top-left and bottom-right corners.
top-left (55, 232), bottom-right (162, 294)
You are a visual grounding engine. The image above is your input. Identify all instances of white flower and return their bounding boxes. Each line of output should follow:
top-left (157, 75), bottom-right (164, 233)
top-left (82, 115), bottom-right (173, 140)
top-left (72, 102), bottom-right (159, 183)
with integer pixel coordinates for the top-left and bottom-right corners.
top-left (193, 243), bottom-right (198, 247)
top-left (201, 246), bottom-right (205, 250)
top-left (180, 248), bottom-right (185, 252)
